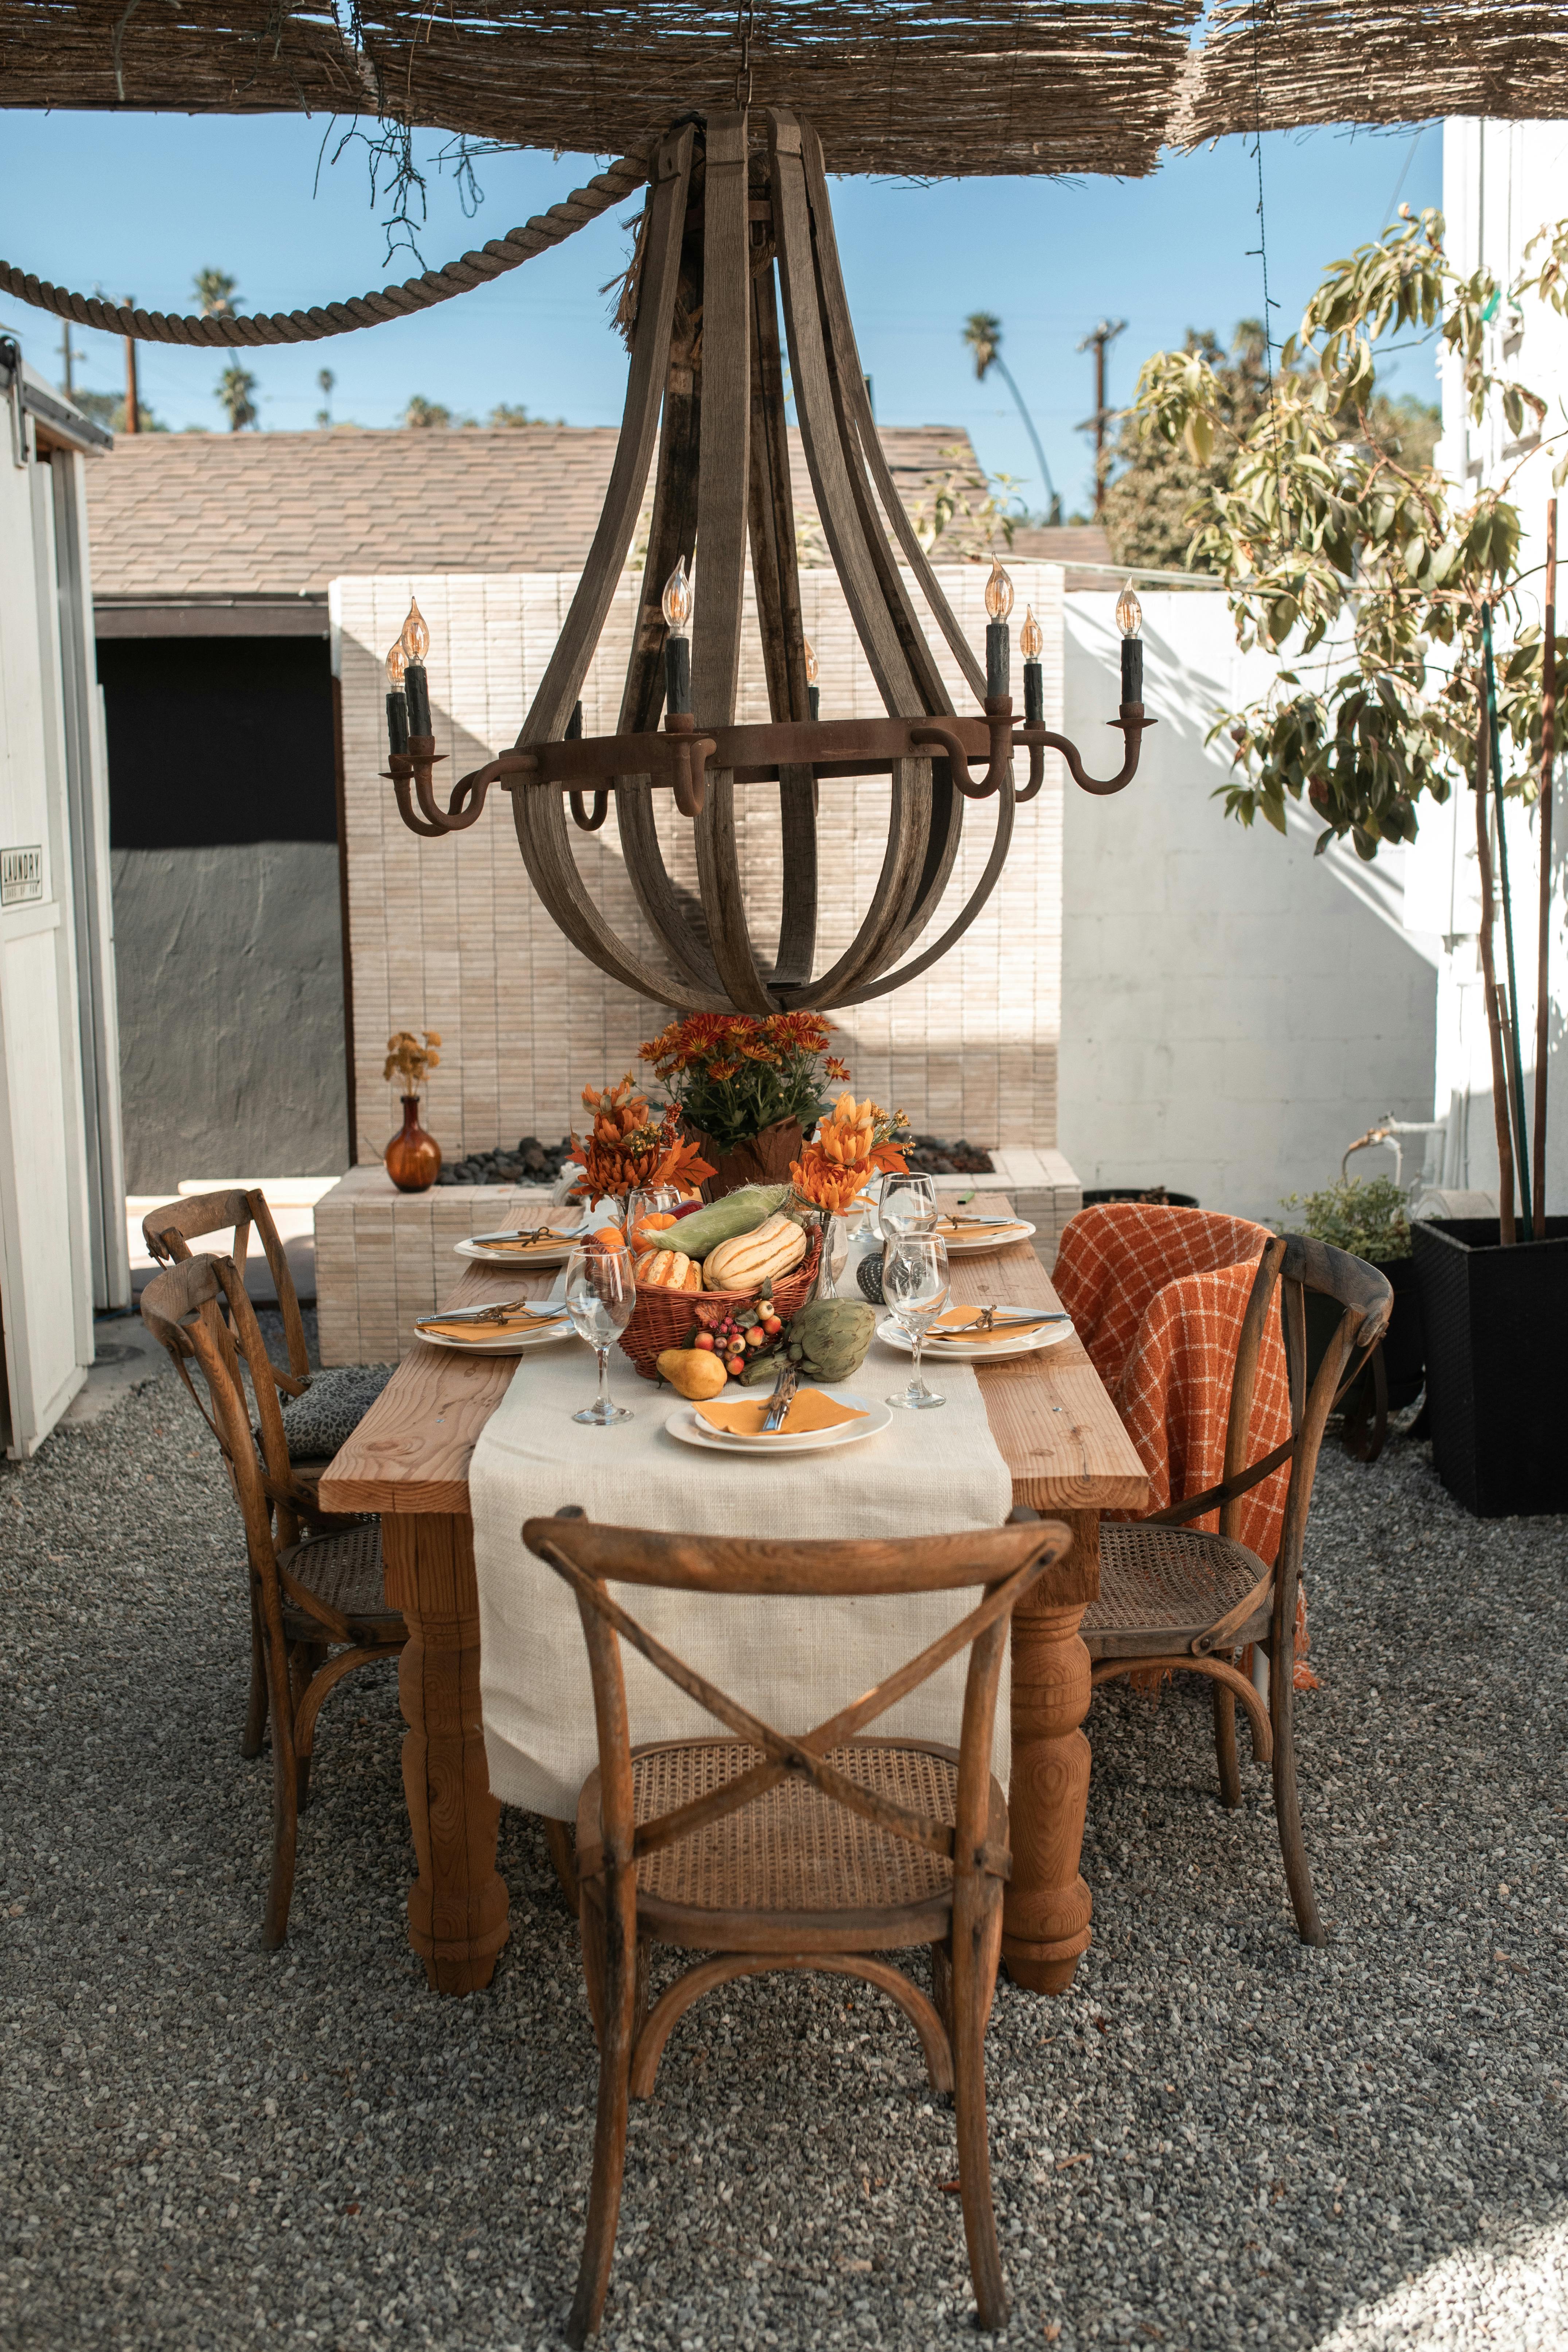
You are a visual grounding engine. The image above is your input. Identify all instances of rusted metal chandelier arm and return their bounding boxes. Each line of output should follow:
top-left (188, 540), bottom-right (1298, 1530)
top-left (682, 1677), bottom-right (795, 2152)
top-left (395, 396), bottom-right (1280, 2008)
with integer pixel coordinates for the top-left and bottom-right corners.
top-left (388, 741), bottom-right (538, 836)
top-left (1015, 706), bottom-right (1156, 802)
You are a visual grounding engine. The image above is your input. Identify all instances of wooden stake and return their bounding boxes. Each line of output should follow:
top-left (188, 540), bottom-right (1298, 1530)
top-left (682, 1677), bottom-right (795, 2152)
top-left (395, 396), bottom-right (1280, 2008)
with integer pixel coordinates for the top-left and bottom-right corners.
top-left (1475, 704), bottom-right (1517, 1242)
top-left (1534, 499), bottom-right (1557, 1241)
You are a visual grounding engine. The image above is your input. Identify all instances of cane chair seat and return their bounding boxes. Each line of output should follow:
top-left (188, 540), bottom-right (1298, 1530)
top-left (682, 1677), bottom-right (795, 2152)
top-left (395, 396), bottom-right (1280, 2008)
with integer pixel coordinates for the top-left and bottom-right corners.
top-left (1082, 1523), bottom-right (1270, 1660)
top-left (278, 1520), bottom-right (403, 1646)
top-left (577, 1736), bottom-right (1006, 1951)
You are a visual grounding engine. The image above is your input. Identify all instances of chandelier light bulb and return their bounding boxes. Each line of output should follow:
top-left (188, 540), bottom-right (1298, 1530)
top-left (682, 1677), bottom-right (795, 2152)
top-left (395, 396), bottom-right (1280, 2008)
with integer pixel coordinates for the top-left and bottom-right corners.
top-left (804, 636), bottom-right (819, 686)
top-left (400, 596), bottom-right (430, 664)
top-left (1019, 607), bottom-right (1043, 661)
top-left (385, 640), bottom-right (406, 688)
top-left (984, 555), bottom-right (1014, 624)
top-left (1116, 581), bottom-right (1144, 640)
top-left (662, 557), bottom-right (692, 638)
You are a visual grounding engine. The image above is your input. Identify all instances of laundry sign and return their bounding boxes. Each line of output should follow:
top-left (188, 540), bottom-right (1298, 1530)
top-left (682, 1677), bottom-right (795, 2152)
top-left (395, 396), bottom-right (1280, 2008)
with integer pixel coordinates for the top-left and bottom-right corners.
top-left (1, 845), bottom-right (43, 905)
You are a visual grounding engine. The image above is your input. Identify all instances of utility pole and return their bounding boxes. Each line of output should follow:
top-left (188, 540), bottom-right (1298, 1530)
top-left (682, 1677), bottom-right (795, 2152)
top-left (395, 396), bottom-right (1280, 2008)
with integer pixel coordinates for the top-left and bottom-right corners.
top-left (1076, 317), bottom-right (1126, 518)
top-left (123, 302), bottom-right (140, 434)
top-left (58, 319), bottom-right (77, 401)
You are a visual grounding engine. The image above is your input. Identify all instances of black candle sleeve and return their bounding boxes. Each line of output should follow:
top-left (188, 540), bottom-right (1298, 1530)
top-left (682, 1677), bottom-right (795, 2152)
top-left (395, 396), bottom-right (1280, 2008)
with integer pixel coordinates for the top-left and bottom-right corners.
top-left (808, 684), bottom-right (820, 722)
top-left (1121, 636), bottom-right (1143, 705)
top-left (1023, 661), bottom-right (1043, 727)
top-left (386, 689), bottom-right (410, 754)
top-left (404, 661), bottom-right (432, 735)
top-left (664, 634), bottom-right (691, 717)
top-left (986, 619), bottom-right (1010, 701)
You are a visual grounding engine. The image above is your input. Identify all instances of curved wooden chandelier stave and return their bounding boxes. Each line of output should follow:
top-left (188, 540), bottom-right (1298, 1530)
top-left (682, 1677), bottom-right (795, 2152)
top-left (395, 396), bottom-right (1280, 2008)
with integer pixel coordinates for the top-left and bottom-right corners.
top-left (384, 108), bottom-right (1153, 1017)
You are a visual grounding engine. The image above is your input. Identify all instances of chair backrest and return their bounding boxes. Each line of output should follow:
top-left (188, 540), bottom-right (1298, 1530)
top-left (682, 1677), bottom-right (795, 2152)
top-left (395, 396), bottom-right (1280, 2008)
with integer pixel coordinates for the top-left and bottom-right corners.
top-left (523, 1514), bottom-right (1071, 1896)
top-left (1054, 1202), bottom-right (1277, 1394)
top-left (142, 1188), bottom-right (310, 1397)
top-left (140, 1251), bottom-right (300, 1576)
top-left (1197, 1234), bottom-right (1391, 1633)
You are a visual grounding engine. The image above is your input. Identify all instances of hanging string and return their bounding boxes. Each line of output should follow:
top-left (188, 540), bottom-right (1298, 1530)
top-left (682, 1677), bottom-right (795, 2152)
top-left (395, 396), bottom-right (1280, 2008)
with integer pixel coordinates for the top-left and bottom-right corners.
top-left (1249, 3), bottom-right (1289, 559)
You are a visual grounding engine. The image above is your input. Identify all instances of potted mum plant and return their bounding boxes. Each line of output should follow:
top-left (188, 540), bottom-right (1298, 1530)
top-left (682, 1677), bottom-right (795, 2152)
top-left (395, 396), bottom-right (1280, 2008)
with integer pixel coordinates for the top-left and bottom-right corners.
top-left (639, 1013), bottom-right (851, 1199)
top-left (1279, 1176), bottom-right (1422, 1457)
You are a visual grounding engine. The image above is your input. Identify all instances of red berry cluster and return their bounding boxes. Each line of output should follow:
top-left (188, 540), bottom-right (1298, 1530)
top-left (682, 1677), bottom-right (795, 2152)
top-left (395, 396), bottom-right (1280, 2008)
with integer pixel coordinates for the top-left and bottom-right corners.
top-left (689, 1301), bottom-right (784, 1381)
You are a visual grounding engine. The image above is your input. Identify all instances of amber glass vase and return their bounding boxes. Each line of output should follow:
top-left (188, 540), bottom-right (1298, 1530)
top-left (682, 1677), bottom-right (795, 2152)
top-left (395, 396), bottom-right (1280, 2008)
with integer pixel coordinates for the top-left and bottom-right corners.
top-left (385, 1095), bottom-right (441, 1192)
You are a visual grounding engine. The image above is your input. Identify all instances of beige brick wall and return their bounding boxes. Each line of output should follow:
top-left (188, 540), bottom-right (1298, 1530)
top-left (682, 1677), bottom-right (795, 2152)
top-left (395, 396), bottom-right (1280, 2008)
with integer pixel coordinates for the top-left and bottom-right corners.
top-left (333, 564), bottom-right (1070, 1164)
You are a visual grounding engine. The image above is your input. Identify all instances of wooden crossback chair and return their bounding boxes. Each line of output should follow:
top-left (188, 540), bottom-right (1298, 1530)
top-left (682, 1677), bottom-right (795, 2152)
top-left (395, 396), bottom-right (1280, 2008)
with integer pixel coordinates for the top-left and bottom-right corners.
top-left (1082, 1233), bottom-right (1392, 1945)
top-left (143, 1187), bottom-right (312, 1418)
top-left (141, 1254), bottom-right (405, 1949)
top-left (524, 1510), bottom-right (1074, 2346)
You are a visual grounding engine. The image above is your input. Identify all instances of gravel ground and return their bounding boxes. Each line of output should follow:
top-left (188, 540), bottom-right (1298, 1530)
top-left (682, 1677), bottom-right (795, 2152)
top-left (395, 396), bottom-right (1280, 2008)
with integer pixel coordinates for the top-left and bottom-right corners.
top-left (3, 1337), bottom-right (1564, 2352)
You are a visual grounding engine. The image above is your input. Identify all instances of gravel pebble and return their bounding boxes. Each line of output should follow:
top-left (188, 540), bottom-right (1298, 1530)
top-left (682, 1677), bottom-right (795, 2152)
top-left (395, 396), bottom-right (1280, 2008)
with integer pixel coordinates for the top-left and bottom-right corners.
top-left (3, 1347), bottom-right (1564, 2351)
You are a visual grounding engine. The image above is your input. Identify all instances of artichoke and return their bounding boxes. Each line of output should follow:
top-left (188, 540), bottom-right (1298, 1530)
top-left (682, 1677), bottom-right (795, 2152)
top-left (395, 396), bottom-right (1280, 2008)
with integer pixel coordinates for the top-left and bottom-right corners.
top-left (739, 1297), bottom-right (877, 1385)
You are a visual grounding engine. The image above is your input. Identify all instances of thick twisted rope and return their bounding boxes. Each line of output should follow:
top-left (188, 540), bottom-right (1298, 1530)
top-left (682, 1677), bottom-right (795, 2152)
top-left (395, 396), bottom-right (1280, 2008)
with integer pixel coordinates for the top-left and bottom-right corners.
top-left (0, 152), bottom-right (647, 347)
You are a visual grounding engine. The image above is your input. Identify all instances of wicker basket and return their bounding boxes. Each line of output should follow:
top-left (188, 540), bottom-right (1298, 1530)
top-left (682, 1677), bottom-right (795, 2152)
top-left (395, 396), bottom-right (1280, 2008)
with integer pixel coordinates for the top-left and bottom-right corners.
top-left (618, 1228), bottom-right (822, 1381)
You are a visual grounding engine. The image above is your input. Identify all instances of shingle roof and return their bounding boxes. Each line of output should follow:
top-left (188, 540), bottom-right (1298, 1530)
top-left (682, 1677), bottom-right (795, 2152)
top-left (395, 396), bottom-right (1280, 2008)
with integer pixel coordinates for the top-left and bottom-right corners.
top-left (86, 424), bottom-right (988, 605)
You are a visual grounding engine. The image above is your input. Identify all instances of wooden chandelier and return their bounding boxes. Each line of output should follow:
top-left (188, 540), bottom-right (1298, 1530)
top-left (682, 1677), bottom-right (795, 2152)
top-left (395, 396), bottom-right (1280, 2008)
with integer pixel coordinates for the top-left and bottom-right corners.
top-left (384, 108), bottom-right (1152, 1017)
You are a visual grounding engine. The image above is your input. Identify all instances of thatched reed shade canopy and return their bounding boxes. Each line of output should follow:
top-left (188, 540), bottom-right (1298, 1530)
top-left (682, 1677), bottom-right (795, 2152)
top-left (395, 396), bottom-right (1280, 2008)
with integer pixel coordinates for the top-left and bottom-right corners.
top-left (0, 1), bottom-right (1202, 178)
top-left (1, 2), bottom-right (1565, 176)
top-left (1185, 0), bottom-right (1568, 141)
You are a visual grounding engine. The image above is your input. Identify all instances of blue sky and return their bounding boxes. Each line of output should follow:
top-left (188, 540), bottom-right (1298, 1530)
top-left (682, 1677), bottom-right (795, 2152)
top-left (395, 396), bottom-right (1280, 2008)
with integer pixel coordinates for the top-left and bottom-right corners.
top-left (0, 110), bottom-right (1441, 514)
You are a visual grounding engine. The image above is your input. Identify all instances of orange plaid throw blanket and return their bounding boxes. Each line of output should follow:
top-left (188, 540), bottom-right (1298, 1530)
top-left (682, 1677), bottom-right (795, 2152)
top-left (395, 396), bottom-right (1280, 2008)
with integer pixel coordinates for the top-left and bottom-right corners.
top-left (1054, 1203), bottom-right (1293, 1568)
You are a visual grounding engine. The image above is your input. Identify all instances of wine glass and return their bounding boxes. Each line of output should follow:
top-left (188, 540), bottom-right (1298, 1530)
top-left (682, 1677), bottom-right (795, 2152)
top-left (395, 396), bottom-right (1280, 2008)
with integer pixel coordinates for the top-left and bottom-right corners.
top-left (626, 1184), bottom-right (682, 1256)
top-left (883, 1232), bottom-right (950, 1410)
top-left (878, 1171), bottom-right (938, 1241)
top-left (565, 1245), bottom-right (637, 1426)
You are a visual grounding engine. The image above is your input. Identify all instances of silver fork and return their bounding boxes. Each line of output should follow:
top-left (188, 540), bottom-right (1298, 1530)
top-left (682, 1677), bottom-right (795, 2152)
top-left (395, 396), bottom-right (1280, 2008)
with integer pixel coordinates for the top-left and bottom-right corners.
top-left (761, 1362), bottom-right (799, 1432)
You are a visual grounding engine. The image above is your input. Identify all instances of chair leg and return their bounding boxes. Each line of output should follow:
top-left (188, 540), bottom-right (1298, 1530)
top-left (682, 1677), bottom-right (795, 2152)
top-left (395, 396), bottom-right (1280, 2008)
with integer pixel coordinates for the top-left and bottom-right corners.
top-left (1271, 1623), bottom-right (1325, 1946)
top-left (242, 1578), bottom-right (268, 1759)
top-left (567, 1870), bottom-right (637, 2348)
top-left (579, 1891), bottom-right (607, 2047)
top-left (1212, 1680), bottom-right (1242, 1810)
top-left (949, 1884), bottom-right (1008, 2332)
top-left (262, 1652), bottom-right (299, 1951)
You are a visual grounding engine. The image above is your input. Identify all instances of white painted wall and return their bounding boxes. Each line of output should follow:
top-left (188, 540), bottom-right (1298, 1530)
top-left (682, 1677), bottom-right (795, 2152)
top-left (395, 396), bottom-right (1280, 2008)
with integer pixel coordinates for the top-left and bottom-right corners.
top-left (1427, 117), bottom-right (1568, 1213)
top-left (1058, 591), bottom-right (1440, 1220)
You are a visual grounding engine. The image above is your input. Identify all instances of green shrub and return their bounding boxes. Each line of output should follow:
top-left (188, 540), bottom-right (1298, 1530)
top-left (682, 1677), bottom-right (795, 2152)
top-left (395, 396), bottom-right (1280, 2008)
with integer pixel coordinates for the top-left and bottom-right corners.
top-left (1277, 1175), bottom-right (1411, 1264)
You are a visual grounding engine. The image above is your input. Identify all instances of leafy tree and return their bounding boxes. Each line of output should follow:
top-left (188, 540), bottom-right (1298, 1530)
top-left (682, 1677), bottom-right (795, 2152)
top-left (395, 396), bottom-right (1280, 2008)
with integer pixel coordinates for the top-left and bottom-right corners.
top-left (216, 362), bottom-right (259, 432)
top-left (404, 395), bottom-right (452, 429)
top-left (73, 388), bottom-right (168, 433)
top-left (1122, 207), bottom-right (1568, 859)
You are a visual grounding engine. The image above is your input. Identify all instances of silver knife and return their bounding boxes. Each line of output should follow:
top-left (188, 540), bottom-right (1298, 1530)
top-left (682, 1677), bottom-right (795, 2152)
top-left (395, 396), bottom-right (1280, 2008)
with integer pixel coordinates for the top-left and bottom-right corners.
top-left (929, 1309), bottom-right (1070, 1338)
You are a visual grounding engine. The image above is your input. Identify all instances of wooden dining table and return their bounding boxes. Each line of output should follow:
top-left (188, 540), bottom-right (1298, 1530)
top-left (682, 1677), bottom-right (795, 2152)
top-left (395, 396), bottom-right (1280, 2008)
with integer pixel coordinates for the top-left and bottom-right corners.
top-left (318, 1198), bottom-right (1149, 1998)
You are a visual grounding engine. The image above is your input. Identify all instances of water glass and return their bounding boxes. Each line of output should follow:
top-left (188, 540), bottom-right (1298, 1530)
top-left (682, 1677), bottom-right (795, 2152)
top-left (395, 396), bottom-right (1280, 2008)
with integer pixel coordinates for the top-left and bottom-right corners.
top-left (565, 1245), bottom-right (637, 1426)
top-left (626, 1185), bottom-right (682, 1251)
top-left (883, 1233), bottom-right (950, 1410)
top-left (877, 1171), bottom-right (938, 1241)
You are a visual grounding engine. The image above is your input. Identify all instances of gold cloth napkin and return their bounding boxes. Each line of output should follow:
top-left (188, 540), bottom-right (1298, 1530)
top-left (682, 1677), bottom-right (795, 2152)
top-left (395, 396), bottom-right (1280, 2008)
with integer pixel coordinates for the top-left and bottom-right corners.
top-left (419, 1308), bottom-right (567, 1343)
top-left (926, 1305), bottom-right (1040, 1345)
top-left (694, 1388), bottom-right (869, 1438)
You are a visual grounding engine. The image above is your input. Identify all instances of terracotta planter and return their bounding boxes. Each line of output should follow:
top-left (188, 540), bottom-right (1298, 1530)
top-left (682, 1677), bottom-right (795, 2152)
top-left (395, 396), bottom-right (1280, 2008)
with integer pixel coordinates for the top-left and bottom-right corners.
top-left (685, 1115), bottom-right (803, 1202)
top-left (385, 1095), bottom-right (442, 1193)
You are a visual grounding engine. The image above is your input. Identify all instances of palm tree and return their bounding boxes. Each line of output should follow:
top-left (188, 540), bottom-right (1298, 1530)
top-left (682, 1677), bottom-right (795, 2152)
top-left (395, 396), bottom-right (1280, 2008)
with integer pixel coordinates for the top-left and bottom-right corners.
top-left (316, 367), bottom-right (335, 429)
top-left (217, 362), bottom-right (259, 432)
top-left (194, 268), bottom-right (241, 318)
top-left (404, 395), bottom-right (452, 429)
top-left (962, 311), bottom-right (1061, 525)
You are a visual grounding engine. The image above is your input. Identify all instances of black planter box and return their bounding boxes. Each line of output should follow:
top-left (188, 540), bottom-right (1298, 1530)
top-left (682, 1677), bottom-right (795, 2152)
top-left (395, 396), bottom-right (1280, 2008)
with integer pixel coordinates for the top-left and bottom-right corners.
top-left (1411, 1218), bottom-right (1568, 1516)
top-left (1304, 1254), bottom-right (1424, 1417)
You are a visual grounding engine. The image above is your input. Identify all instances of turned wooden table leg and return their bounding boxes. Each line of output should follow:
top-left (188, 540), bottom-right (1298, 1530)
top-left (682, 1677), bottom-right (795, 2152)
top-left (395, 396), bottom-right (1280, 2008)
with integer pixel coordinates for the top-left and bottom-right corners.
top-left (379, 1512), bottom-right (510, 1995)
top-left (1003, 1509), bottom-right (1097, 1994)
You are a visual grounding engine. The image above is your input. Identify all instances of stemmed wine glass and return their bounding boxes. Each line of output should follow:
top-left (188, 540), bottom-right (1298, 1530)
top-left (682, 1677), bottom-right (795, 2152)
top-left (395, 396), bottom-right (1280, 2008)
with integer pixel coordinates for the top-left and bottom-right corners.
top-left (883, 1232), bottom-right (950, 1411)
top-left (626, 1185), bottom-right (682, 1252)
top-left (565, 1244), bottom-right (637, 1426)
top-left (877, 1171), bottom-right (938, 1241)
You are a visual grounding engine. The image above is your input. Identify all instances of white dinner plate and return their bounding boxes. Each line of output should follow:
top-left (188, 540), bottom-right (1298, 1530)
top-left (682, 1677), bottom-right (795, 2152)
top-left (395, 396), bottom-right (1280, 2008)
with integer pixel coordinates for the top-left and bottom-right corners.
top-left (665, 1391), bottom-right (892, 1457)
top-left (877, 1312), bottom-right (1074, 1363)
top-left (454, 1222), bottom-right (593, 1269)
top-left (935, 1218), bottom-right (1036, 1257)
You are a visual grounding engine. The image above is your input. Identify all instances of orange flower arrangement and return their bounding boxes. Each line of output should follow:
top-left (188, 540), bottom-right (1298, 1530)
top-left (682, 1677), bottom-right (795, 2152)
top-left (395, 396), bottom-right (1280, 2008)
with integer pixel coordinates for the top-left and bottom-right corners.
top-left (789, 1092), bottom-right (909, 1214)
top-left (567, 1076), bottom-right (715, 1203)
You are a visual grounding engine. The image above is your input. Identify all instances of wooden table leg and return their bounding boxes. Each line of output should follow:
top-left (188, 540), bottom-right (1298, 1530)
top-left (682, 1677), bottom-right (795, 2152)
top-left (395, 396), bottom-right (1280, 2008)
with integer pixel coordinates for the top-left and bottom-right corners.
top-left (380, 1512), bottom-right (510, 1995)
top-left (1003, 1509), bottom-right (1097, 1994)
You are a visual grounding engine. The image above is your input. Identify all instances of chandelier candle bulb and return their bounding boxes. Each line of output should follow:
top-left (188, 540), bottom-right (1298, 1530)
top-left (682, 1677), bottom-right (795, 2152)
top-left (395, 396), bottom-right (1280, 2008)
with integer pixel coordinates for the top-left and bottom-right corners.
top-left (1020, 606), bottom-right (1044, 727)
top-left (384, 641), bottom-right (410, 754)
top-left (662, 557), bottom-right (692, 719)
top-left (984, 556), bottom-right (1013, 700)
top-left (1117, 580), bottom-right (1144, 705)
